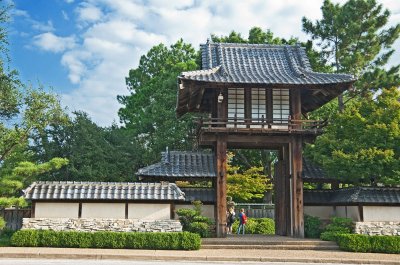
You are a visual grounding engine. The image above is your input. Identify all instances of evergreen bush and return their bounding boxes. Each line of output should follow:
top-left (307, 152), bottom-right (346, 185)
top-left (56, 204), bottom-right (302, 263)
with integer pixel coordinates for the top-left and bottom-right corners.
top-left (320, 217), bottom-right (353, 241)
top-left (11, 230), bottom-right (201, 250)
top-left (336, 234), bottom-right (400, 254)
top-left (336, 234), bottom-right (371, 252)
top-left (176, 205), bottom-right (212, 237)
top-left (232, 218), bottom-right (275, 235)
top-left (255, 218), bottom-right (275, 234)
top-left (304, 215), bottom-right (322, 238)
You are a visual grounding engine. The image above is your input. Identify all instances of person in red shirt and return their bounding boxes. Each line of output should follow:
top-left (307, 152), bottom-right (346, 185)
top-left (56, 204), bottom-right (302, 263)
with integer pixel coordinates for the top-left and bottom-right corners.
top-left (237, 208), bottom-right (247, 235)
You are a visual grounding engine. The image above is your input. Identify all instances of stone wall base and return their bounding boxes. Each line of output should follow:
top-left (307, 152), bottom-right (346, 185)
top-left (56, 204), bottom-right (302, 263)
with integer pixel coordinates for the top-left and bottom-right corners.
top-left (22, 218), bottom-right (182, 233)
top-left (355, 221), bottom-right (400, 236)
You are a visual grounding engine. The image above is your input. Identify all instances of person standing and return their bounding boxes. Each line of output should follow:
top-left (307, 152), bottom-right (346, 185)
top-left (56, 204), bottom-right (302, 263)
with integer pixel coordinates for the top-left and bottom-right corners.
top-left (226, 208), bottom-right (235, 234)
top-left (237, 208), bottom-right (247, 235)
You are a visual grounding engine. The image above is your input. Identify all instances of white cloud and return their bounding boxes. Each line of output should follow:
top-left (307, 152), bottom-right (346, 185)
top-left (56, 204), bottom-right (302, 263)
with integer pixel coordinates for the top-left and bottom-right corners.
top-left (31, 20), bottom-right (55, 32)
top-left (32, 0), bottom-right (399, 126)
top-left (12, 9), bottom-right (29, 18)
top-left (62, 10), bottom-right (69, 21)
top-left (33, 32), bottom-right (76, 53)
top-left (77, 3), bottom-right (103, 23)
top-left (65, 0), bottom-right (74, 3)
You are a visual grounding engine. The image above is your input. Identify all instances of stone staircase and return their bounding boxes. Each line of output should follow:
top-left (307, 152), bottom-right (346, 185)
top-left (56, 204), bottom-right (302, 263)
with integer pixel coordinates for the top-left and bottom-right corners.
top-left (201, 235), bottom-right (339, 250)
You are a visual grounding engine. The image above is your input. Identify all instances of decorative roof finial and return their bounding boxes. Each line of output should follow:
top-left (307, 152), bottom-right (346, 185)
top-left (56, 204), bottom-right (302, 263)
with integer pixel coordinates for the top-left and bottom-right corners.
top-left (164, 146), bottom-right (170, 164)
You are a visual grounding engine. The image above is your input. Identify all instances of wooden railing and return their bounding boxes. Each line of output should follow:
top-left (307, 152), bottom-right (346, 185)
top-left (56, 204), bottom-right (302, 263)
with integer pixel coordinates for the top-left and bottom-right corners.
top-left (195, 115), bottom-right (327, 134)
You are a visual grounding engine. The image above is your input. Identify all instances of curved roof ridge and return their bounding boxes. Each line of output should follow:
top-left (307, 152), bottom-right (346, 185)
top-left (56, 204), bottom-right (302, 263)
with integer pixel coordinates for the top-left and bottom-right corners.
top-left (181, 65), bottom-right (221, 77)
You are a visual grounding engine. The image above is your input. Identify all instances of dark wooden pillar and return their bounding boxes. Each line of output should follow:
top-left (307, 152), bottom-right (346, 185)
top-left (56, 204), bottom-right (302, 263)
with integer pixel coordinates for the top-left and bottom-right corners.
top-left (274, 144), bottom-right (291, 236)
top-left (215, 135), bottom-right (227, 237)
top-left (290, 89), bottom-right (304, 237)
top-left (291, 136), bottom-right (304, 237)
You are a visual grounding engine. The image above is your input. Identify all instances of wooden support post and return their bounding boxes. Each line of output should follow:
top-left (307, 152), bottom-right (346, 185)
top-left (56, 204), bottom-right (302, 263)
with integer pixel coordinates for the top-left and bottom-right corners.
top-left (274, 144), bottom-right (291, 236)
top-left (290, 88), bottom-right (304, 238)
top-left (291, 136), bottom-right (304, 237)
top-left (31, 202), bottom-right (35, 218)
top-left (215, 135), bottom-right (227, 237)
top-left (274, 155), bottom-right (283, 235)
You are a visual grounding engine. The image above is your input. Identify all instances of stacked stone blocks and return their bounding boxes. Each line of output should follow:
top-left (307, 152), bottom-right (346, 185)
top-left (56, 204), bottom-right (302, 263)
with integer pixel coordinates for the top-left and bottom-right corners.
top-left (22, 218), bottom-right (182, 233)
top-left (355, 221), bottom-right (400, 236)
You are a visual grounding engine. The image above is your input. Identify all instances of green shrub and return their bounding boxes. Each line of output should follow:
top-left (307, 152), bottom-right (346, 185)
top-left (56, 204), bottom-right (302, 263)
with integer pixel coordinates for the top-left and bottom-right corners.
top-left (176, 208), bottom-right (197, 230)
top-left (125, 233), bottom-right (145, 249)
top-left (325, 217), bottom-right (353, 233)
top-left (180, 232), bottom-right (201, 250)
top-left (370, 235), bottom-right (400, 254)
top-left (304, 215), bottom-right (322, 238)
top-left (320, 231), bottom-right (347, 241)
top-left (176, 207), bottom-right (211, 237)
top-left (189, 222), bottom-right (209, 238)
top-left (0, 217), bottom-right (5, 231)
top-left (320, 217), bottom-right (353, 241)
top-left (39, 230), bottom-right (62, 247)
top-left (11, 230), bottom-right (201, 250)
top-left (335, 234), bottom-right (400, 254)
top-left (193, 215), bottom-right (212, 224)
top-left (232, 218), bottom-right (275, 235)
top-left (59, 231), bottom-right (93, 248)
top-left (92, 231), bottom-right (126, 249)
top-left (11, 230), bottom-right (40, 247)
top-left (255, 219), bottom-right (275, 235)
top-left (336, 234), bottom-right (371, 252)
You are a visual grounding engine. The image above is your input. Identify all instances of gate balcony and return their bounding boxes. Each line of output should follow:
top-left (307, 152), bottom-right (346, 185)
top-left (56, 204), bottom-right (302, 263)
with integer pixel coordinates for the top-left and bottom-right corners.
top-left (195, 116), bottom-right (326, 138)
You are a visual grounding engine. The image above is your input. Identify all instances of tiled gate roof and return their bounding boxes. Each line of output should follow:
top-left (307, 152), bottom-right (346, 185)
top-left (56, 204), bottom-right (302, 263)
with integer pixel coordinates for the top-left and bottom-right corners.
top-left (137, 151), bottom-right (216, 179)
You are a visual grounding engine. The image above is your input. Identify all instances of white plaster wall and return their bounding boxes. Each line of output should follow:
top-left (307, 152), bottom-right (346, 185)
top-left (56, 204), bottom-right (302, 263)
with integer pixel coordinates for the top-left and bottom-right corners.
top-left (35, 203), bottom-right (78, 218)
top-left (304, 206), bottom-right (334, 220)
top-left (82, 203), bottom-right (125, 218)
top-left (336, 206), bottom-right (360, 221)
top-left (128, 203), bottom-right (170, 220)
top-left (363, 206), bottom-right (400, 221)
top-left (175, 204), bottom-right (215, 219)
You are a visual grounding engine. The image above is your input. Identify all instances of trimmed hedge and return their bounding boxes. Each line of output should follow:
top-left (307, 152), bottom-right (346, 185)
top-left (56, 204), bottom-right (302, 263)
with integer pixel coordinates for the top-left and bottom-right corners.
top-left (11, 230), bottom-right (201, 250)
top-left (232, 218), bottom-right (275, 235)
top-left (336, 234), bottom-right (400, 254)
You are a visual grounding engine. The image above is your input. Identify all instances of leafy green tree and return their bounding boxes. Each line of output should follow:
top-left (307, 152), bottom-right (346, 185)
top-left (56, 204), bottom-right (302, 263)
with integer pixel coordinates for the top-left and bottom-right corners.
top-left (0, 2), bottom-right (68, 206)
top-left (118, 40), bottom-right (198, 165)
top-left (306, 88), bottom-right (400, 186)
top-left (302, 0), bottom-right (400, 110)
top-left (227, 153), bottom-right (272, 202)
top-left (32, 112), bottom-right (140, 182)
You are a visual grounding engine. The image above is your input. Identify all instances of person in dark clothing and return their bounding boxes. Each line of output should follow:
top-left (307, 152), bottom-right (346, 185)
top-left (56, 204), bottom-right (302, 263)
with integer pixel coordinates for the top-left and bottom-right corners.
top-left (226, 208), bottom-right (235, 234)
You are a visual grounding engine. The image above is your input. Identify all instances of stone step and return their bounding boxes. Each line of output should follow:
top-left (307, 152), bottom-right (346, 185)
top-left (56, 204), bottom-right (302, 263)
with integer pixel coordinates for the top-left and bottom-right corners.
top-left (202, 239), bottom-right (337, 246)
top-left (201, 244), bottom-right (339, 250)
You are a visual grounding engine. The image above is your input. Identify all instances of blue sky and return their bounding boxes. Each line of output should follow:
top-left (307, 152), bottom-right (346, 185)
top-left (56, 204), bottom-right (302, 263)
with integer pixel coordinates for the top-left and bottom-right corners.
top-left (8, 0), bottom-right (400, 126)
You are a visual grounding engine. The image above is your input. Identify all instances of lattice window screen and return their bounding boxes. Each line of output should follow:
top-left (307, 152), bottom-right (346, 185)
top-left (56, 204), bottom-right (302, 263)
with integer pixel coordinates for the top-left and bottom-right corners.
top-left (272, 89), bottom-right (290, 123)
top-left (228, 88), bottom-right (245, 121)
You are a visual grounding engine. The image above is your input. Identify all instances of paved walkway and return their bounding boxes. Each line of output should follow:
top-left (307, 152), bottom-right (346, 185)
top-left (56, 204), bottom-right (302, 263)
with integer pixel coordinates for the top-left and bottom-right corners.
top-left (0, 247), bottom-right (399, 264)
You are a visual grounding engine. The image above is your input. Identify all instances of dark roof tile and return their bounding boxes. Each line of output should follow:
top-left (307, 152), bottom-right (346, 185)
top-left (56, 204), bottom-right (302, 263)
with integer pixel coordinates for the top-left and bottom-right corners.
top-left (181, 43), bottom-right (355, 85)
top-left (180, 187), bottom-right (215, 203)
top-left (137, 151), bottom-right (216, 179)
top-left (304, 187), bottom-right (400, 205)
top-left (24, 181), bottom-right (185, 201)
